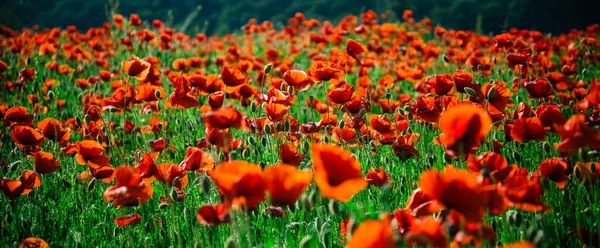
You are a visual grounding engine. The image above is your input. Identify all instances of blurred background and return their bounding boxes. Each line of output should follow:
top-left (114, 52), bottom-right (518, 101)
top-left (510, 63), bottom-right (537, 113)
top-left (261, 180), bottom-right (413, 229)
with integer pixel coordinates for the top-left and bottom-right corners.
top-left (2, 0), bottom-right (600, 34)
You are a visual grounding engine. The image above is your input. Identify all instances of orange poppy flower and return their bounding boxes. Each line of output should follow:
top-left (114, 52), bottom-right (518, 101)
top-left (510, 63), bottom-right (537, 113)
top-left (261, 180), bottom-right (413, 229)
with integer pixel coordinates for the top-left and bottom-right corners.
top-left (535, 158), bottom-right (570, 189)
top-left (502, 175), bottom-right (551, 212)
top-left (263, 164), bottom-right (312, 206)
top-left (19, 237), bottom-right (49, 248)
top-left (346, 217), bottom-right (396, 248)
top-left (346, 39), bottom-right (368, 65)
top-left (404, 217), bottom-right (448, 248)
top-left (467, 152), bottom-right (515, 182)
top-left (365, 167), bottom-right (391, 187)
top-left (221, 65), bottom-right (248, 92)
top-left (75, 140), bottom-right (106, 165)
top-left (283, 69), bottom-right (314, 92)
top-left (453, 70), bottom-right (477, 94)
top-left (514, 102), bottom-right (535, 119)
top-left (4, 106), bottom-right (34, 125)
top-left (114, 213), bottom-right (142, 226)
top-left (208, 161), bottom-right (265, 210)
top-left (417, 166), bottom-right (486, 221)
top-left (155, 163), bottom-right (189, 191)
top-left (179, 146), bottom-right (213, 171)
top-left (392, 133), bottom-right (420, 159)
top-left (439, 104), bottom-right (492, 158)
top-left (136, 152), bottom-right (158, 179)
top-left (369, 114), bottom-right (393, 134)
top-left (327, 83), bottom-right (354, 104)
top-left (121, 55), bottom-right (150, 81)
top-left (308, 61), bottom-right (342, 83)
top-left (510, 118), bottom-right (547, 143)
top-left (425, 74), bottom-right (455, 95)
top-left (535, 103), bottom-right (566, 130)
top-left (554, 115), bottom-right (600, 154)
top-left (208, 91), bottom-right (225, 109)
top-left (203, 105), bottom-right (244, 129)
top-left (135, 84), bottom-right (165, 102)
top-left (37, 118), bottom-right (70, 144)
top-left (197, 203), bottom-right (230, 226)
top-left (113, 14), bottom-right (125, 29)
top-left (33, 151), bottom-right (60, 174)
top-left (104, 84), bottom-right (135, 109)
top-left (279, 143), bottom-right (304, 166)
top-left (10, 126), bottom-right (45, 147)
top-left (0, 170), bottom-right (41, 198)
top-left (264, 102), bottom-right (290, 122)
top-left (311, 143), bottom-right (367, 202)
top-left (104, 166), bottom-right (153, 208)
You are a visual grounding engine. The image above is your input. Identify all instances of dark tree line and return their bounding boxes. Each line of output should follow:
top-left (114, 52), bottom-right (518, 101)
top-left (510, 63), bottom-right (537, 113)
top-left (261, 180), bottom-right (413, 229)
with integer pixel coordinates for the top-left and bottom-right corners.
top-left (2, 0), bottom-right (600, 34)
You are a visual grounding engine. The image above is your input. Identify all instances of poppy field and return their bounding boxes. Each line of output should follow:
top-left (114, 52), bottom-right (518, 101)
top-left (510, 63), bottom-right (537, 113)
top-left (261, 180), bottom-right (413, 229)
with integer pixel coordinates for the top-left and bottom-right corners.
top-left (2, 10), bottom-right (600, 247)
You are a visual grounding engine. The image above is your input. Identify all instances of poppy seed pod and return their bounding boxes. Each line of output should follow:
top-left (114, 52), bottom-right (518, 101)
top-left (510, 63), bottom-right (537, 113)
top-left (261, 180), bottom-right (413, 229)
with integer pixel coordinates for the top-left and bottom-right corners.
top-left (443, 55), bottom-right (450, 63)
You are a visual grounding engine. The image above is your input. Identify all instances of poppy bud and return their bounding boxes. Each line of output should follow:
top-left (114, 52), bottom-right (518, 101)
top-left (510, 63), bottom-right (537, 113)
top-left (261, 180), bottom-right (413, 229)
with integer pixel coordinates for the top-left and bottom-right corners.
top-left (96, 135), bottom-right (104, 144)
top-left (280, 82), bottom-right (287, 91)
top-left (247, 136), bottom-right (256, 146)
top-left (170, 188), bottom-right (180, 203)
top-left (241, 148), bottom-right (249, 158)
top-left (299, 235), bottom-right (318, 248)
top-left (443, 55), bottom-right (450, 63)
top-left (155, 90), bottom-right (161, 99)
top-left (308, 191), bottom-right (319, 208)
top-left (486, 86), bottom-right (496, 101)
top-left (284, 120), bottom-right (291, 131)
top-left (506, 210), bottom-right (523, 226)
top-left (274, 122), bottom-right (281, 131)
top-left (261, 136), bottom-right (268, 147)
top-left (201, 176), bottom-right (211, 193)
top-left (543, 142), bottom-right (551, 153)
top-left (250, 101), bottom-right (257, 112)
top-left (358, 108), bottom-right (367, 119)
top-left (47, 90), bottom-right (55, 100)
top-left (157, 123), bottom-right (163, 131)
top-left (464, 87), bottom-right (477, 98)
top-left (385, 93), bottom-right (391, 100)
top-left (175, 118), bottom-right (181, 125)
top-left (264, 124), bottom-right (271, 135)
top-left (264, 63), bottom-right (273, 74)
top-left (493, 57), bottom-right (497, 64)
top-left (288, 86), bottom-right (295, 95)
top-left (303, 141), bottom-right (310, 152)
top-left (338, 120), bottom-right (345, 129)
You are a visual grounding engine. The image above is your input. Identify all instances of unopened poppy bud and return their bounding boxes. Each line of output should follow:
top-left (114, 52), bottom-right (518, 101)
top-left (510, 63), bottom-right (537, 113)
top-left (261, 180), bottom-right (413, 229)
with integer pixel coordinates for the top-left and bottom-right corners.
top-left (264, 124), bottom-right (271, 135)
top-left (264, 63), bottom-right (273, 74)
top-left (303, 141), bottom-right (310, 152)
top-left (261, 135), bottom-right (268, 147)
top-left (464, 87), bottom-right (477, 97)
top-left (591, 162), bottom-right (598, 174)
top-left (247, 136), bottom-right (256, 146)
top-left (109, 106), bottom-right (119, 113)
top-left (308, 191), bottom-right (319, 208)
top-left (280, 82), bottom-right (287, 91)
top-left (87, 178), bottom-right (97, 191)
top-left (274, 122), bottom-right (281, 131)
top-left (241, 148), bottom-right (249, 158)
top-left (309, 95), bottom-right (314, 104)
top-left (385, 92), bottom-right (391, 100)
top-left (288, 86), bottom-right (294, 95)
top-left (47, 90), bottom-right (55, 100)
top-left (96, 135), bottom-right (104, 144)
top-left (76, 116), bottom-right (83, 126)
top-left (250, 101), bottom-right (257, 112)
top-left (328, 200), bottom-right (339, 215)
top-left (443, 55), bottom-right (450, 63)
top-left (299, 235), bottom-right (318, 248)
top-left (155, 90), bottom-right (161, 99)
top-left (201, 176), bottom-right (211, 193)
top-left (493, 57), bottom-right (497, 64)
top-left (224, 236), bottom-right (238, 248)
top-left (170, 188), bottom-right (180, 203)
top-left (157, 123), bottom-right (163, 131)
top-left (284, 120), bottom-right (291, 131)
top-left (338, 120), bottom-right (345, 129)
top-left (175, 118), bottom-right (181, 125)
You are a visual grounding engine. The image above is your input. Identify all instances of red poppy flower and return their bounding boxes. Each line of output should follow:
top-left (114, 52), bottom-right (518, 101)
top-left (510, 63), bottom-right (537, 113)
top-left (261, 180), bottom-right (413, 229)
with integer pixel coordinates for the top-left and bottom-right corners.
top-left (425, 74), bottom-right (455, 95)
top-left (327, 83), bottom-right (354, 104)
top-left (104, 84), bottom-right (135, 109)
top-left (346, 217), bottom-right (396, 248)
top-left (535, 158), bottom-right (570, 189)
top-left (104, 166), bottom-right (153, 208)
top-left (19, 237), bottom-right (50, 248)
top-left (136, 153), bottom-right (158, 179)
top-left (439, 105), bottom-right (492, 158)
top-left (179, 146), bottom-right (213, 171)
top-left (264, 102), bottom-right (290, 122)
top-left (524, 78), bottom-right (553, 98)
top-left (510, 118), bottom-right (547, 143)
top-left (502, 175), bottom-right (550, 212)
top-left (311, 143), bottom-right (367, 202)
top-left (346, 39), bottom-right (368, 64)
top-left (404, 217), bottom-right (448, 248)
top-left (33, 151), bottom-right (60, 174)
top-left (208, 161), bottom-right (265, 210)
top-left (4, 106), bottom-right (34, 125)
top-left (10, 126), bottom-right (45, 147)
top-left (37, 118), bottom-right (71, 144)
top-left (283, 69), bottom-right (314, 92)
top-left (197, 203), bottom-right (230, 226)
top-left (365, 167), bottom-right (391, 187)
top-left (114, 213), bottom-right (142, 226)
top-left (466, 152), bottom-right (515, 182)
top-left (279, 143), bottom-right (304, 166)
top-left (208, 91), bottom-right (225, 109)
top-left (263, 164), bottom-right (312, 206)
top-left (203, 105), bottom-right (244, 129)
top-left (221, 65), bottom-right (249, 92)
top-left (0, 170), bottom-right (41, 198)
top-left (554, 115), bottom-right (600, 154)
top-left (535, 103), bottom-right (566, 129)
top-left (308, 61), bottom-right (342, 83)
top-left (121, 55), bottom-right (150, 80)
